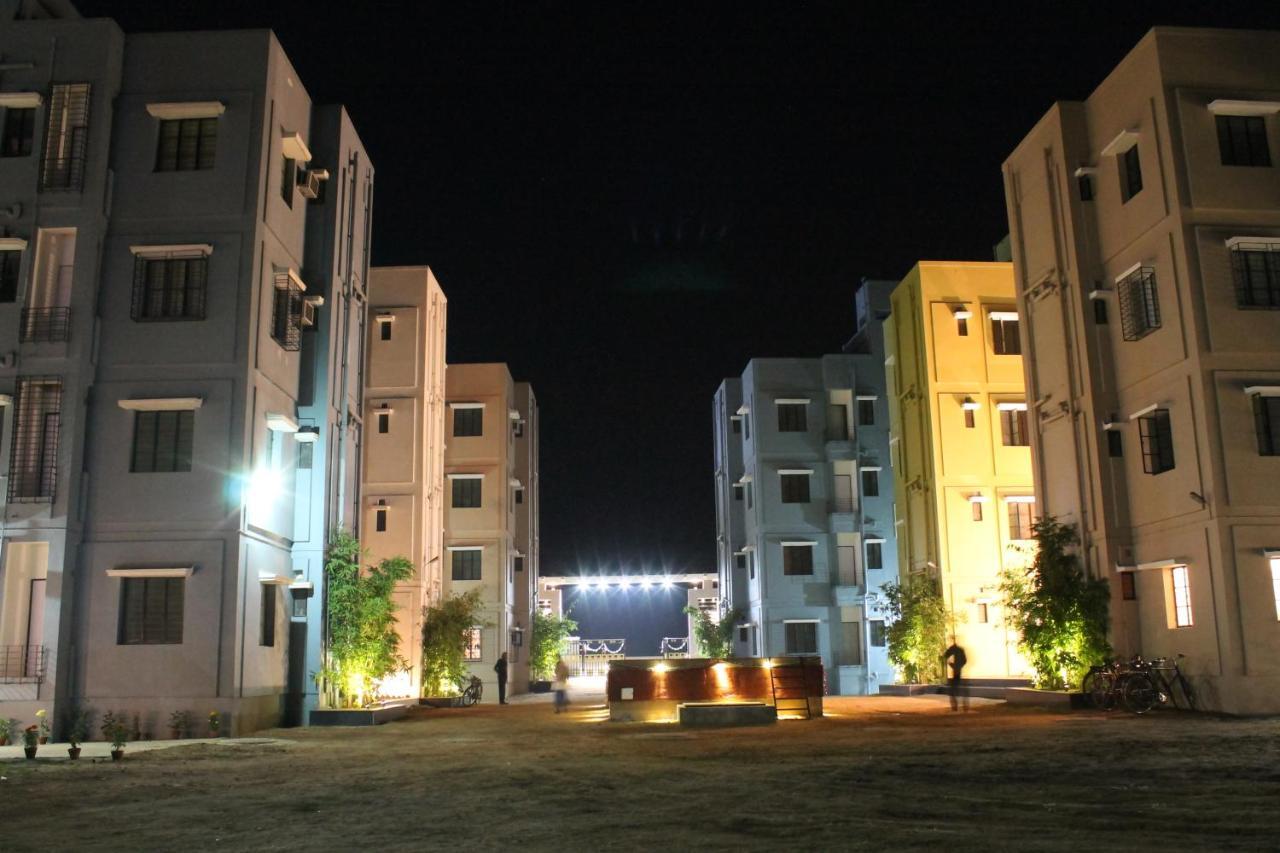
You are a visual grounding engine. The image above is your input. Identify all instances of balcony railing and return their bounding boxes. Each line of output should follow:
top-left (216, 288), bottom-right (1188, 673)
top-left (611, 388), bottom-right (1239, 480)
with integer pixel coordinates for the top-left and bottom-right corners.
top-left (0, 645), bottom-right (47, 683)
top-left (20, 307), bottom-right (71, 343)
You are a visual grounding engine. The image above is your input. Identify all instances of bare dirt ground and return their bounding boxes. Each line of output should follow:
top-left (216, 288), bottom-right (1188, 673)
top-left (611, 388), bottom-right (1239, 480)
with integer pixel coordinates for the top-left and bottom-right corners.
top-left (3, 693), bottom-right (1278, 852)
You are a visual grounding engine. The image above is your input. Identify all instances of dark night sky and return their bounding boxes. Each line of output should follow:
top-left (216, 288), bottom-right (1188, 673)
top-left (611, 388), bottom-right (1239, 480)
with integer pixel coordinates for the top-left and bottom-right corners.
top-left (80, 1), bottom-right (1280, 578)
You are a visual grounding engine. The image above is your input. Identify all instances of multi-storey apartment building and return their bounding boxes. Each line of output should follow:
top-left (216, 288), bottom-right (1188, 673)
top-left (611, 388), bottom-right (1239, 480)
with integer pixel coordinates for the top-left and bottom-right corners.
top-left (884, 262), bottom-right (1032, 680)
top-left (1002, 27), bottom-right (1280, 713)
top-left (713, 289), bottom-right (899, 694)
top-left (443, 363), bottom-right (537, 700)
top-left (0, 5), bottom-right (373, 733)
top-left (362, 266), bottom-right (447, 700)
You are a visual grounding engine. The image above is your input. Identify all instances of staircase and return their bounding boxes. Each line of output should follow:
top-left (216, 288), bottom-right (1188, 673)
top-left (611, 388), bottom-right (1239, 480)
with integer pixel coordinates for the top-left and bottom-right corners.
top-left (769, 659), bottom-right (814, 719)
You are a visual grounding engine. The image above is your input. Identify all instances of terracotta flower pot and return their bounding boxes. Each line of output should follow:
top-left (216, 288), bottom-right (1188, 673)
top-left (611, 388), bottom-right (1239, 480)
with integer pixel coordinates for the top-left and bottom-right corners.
top-left (68, 746), bottom-right (82, 760)
top-left (39, 736), bottom-right (48, 745)
top-left (110, 749), bottom-right (124, 761)
top-left (0, 737), bottom-right (7, 746)
top-left (24, 746), bottom-right (38, 759)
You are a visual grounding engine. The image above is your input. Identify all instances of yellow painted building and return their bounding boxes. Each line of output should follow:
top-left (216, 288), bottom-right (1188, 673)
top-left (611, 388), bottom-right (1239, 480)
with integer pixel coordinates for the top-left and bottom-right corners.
top-left (884, 262), bottom-right (1033, 679)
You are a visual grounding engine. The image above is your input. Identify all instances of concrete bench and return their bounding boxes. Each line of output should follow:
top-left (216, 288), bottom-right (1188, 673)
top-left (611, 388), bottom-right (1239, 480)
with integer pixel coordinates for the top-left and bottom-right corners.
top-left (677, 701), bottom-right (777, 728)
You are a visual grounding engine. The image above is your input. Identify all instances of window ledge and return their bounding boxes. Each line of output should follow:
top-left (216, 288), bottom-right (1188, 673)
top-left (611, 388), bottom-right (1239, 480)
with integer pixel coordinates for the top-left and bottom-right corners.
top-left (107, 566), bottom-right (194, 578)
top-left (0, 92), bottom-right (42, 109)
top-left (0, 237), bottom-right (28, 252)
top-left (147, 101), bottom-right (225, 120)
top-left (281, 131), bottom-right (312, 162)
top-left (1208, 99), bottom-right (1280, 117)
top-left (130, 243), bottom-right (212, 258)
top-left (1100, 128), bottom-right (1140, 157)
top-left (118, 397), bottom-right (203, 411)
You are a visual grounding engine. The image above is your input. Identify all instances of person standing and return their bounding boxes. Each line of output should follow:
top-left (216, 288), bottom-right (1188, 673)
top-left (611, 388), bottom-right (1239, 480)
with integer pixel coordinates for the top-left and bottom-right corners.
top-left (943, 641), bottom-right (968, 712)
top-left (553, 656), bottom-right (571, 713)
top-left (494, 652), bottom-right (509, 705)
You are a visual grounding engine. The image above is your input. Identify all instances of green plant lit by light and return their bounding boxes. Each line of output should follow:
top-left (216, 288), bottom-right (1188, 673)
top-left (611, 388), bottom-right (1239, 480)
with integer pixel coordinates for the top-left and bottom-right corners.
top-left (530, 609), bottom-right (578, 681)
top-left (883, 574), bottom-right (950, 684)
top-left (683, 605), bottom-right (742, 659)
top-left (420, 589), bottom-right (487, 697)
top-left (999, 516), bottom-right (1111, 690)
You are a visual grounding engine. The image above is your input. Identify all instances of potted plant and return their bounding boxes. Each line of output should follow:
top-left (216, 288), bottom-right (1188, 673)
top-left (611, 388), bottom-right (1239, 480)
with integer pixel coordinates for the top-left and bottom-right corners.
top-left (132, 714), bottom-right (142, 742)
top-left (36, 709), bottom-right (50, 744)
top-left (109, 721), bottom-right (127, 762)
top-left (67, 709), bottom-right (89, 760)
top-left (207, 711), bottom-right (221, 738)
top-left (168, 710), bottom-right (190, 739)
top-left (100, 710), bottom-right (119, 746)
top-left (0, 717), bottom-right (13, 746)
top-left (22, 724), bottom-right (39, 759)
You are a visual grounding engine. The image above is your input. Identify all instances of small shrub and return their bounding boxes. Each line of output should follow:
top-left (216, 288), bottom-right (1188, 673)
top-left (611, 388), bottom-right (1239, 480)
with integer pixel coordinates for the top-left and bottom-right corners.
top-left (421, 589), bottom-right (486, 696)
top-left (683, 606), bottom-right (742, 659)
top-left (530, 610), bottom-right (578, 680)
top-left (883, 574), bottom-right (950, 684)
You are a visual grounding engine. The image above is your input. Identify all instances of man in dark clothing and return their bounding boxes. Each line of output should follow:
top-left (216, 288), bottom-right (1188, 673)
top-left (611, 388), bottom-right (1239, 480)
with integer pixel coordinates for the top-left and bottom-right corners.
top-left (943, 642), bottom-right (968, 712)
top-left (494, 652), bottom-right (509, 705)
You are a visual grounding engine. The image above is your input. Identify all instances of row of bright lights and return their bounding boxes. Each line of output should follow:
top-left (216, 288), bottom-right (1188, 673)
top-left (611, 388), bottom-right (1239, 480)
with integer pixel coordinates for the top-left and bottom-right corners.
top-left (573, 579), bottom-right (677, 591)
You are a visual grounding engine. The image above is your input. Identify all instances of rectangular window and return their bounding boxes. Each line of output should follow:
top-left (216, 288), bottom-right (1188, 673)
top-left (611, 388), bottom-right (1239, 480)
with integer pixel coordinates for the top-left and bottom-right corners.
top-left (1077, 173), bottom-right (1094, 201)
top-left (784, 622), bottom-right (818, 655)
top-left (1120, 144), bottom-right (1143, 202)
top-left (280, 154), bottom-right (296, 206)
top-left (375, 507), bottom-right (387, 532)
top-left (118, 577), bottom-right (184, 645)
top-left (463, 627), bottom-right (482, 661)
top-left (731, 417), bottom-right (741, 435)
top-left (1216, 114), bottom-right (1271, 167)
top-left (743, 414), bottom-right (750, 441)
top-left (776, 402), bottom-right (807, 432)
top-left (1, 107), bottom-right (35, 158)
top-left (380, 320), bottom-right (392, 341)
top-left (976, 603), bottom-right (989, 624)
top-left (8, 378), bottom-right (62, 502)
top-left (298, 441), bottom-right (313, 469)
top-left (1170, 565), bottom-right (1193, 628)
top-left (1256, 396), bottom-right (1280, 456)
top-left (1270, 557), bottom-right (1280, 621)
top-left (452, 550), bottom-right (482, 582)
top-left (1138, 408), bottom-right (1176, 474)
top-left (748, 552), bottom-right (756, 580)
top-left (1007, 501), bottom-right (1035, 541)
top-left (839, 621), bottom-right (862, 665)
top-left (956, 316), bottom-right (968, 336)
top-left (866, 541), bottom-right (883, 571)
top-left (131, 255), bottom-right (208, 321)
top-left (513, 420), bottom-right (524, 438)
top-left (782, 544), bottom-right (814, 576)
top-left (734, 553), bottom-right (747, 571)
top-left (1121, 571), bottom-right (1137, 601)
top-left (732, 483), bottom-right (743, 502)
top-left (1000, 408), bottom-right (1029, 446)
top-left (155, 117), bottom-right (217, 171)
top-left (1118, 266), bottom-right (1161, 341)
top-left (746, 482), bottom-right (752, 509)
top-left (451, 477), bottom-right (482, 508)
top-left (1107, 429), bottom-right (1123, 458)
top-left (971, 499), bottom-right (984, 522)
top-left (991, 315), bottom-right (1021, 355)
top-left (453, 407), bottom-right (482, 437)
top-left (738, 626), bottom-right (748, 643)
top-left (964, 409), bottom-right (976, 429)
top-left (1230, 244), bottom-right (1280, 309)
top-left (857, 399), bottom-right (875, 426)
top-left (377, 411), bottom-right (389, 434)
top-left (0, 249), bottom-right (21, 302)
top-left (131, 410), bottom-right (194, 473)
top-left (861, 469), bottom-right (879, 497)
top-left (514, 556), bottom-right (524, 573)
top-left (780, 472), bottom-right (810, 504)
top-left (271, 272), bottom-right (304, 351)
top-left (41, 83), bottom-right (90, 192)
top-left (260, 584), bottom-right (276, 647)
top-left (1093, 299), bottom-right (1108, 324)
top-left (870, 620), bottom-right (887, 647)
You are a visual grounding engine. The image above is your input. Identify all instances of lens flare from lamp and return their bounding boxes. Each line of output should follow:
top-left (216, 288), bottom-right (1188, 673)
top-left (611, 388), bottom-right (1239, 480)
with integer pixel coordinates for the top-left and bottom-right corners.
top-left (761, 659), bottom-right (774, 669)
top-left (652, 663), bottom-right (669, 674)
top-left (246, 466), bottom-right (283, 518)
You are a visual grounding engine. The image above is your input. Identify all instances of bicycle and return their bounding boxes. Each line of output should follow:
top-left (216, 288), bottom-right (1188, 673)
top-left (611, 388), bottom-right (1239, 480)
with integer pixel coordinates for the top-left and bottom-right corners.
top-left (460, 675), bottom-right (483, 707)
top-left (1120, 655), bottom-right (1197, 714)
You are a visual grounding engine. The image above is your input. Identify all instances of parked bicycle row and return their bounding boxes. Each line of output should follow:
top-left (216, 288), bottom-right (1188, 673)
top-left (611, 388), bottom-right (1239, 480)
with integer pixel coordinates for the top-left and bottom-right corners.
top-left (1082, 654), bottom-right (1198, 714)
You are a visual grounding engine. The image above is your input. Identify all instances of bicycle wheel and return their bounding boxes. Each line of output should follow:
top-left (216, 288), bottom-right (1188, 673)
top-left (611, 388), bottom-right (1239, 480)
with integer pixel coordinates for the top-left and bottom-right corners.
top-left (1122, 673), bottom-right (1158, 715)
top-left (1087, 670), bottom-right (1114, 710)
top-left (1177, 673), bottom-right (1198, 712)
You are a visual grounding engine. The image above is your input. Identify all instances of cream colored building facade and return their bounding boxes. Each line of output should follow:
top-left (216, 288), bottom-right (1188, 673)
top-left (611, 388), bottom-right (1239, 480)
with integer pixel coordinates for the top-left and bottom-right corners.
top-left (885, 262), bottom-right (1033, 679)
top-left (362, 267), bottom-right (447, 698)
top-left (1002, 27), bottom-right (1280, 713)
top-left (444, 363), bottom-right (537, 700)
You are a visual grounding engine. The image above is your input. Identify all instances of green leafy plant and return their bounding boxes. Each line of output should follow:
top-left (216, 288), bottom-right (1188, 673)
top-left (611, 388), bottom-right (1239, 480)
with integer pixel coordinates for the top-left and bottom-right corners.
top-left (99, 711), bottom-right (120, 743)
top-left (168, 710), bottom-right (191, 736)
top-left (683, 606), bottom-right (742, 659)
top-left (208, 711), bottom-right (220, 736)
top-left (530, 610), bottom-right (578, 680)
top-left (320, 530), bottom-right (416, 708)
top-left (1000, 516), bottom-right (1111, 690)
top-left (420, 589), bottom-right (486, 696)
top-left (110, 721), bottom-right (128, 751)
top-left (0, 717), bottom-right (16, 744)
top-left (67, 708), bottom-right (90, 748)
top-left (22, 725), bottom-right (38, 749)
top-left (883, 574), bottom-right (950, 684)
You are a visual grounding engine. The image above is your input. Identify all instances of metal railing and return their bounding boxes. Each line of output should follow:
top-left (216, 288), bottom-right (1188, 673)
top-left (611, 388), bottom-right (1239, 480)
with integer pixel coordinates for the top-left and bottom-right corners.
top-left (0, 645), bottom-right (47, 683)
top-left (660, 637), bottom-right (689, 658)
top-left (565, 638), bottom-right (626, 677)
top-left (20, 307), bottom-right (71, 343)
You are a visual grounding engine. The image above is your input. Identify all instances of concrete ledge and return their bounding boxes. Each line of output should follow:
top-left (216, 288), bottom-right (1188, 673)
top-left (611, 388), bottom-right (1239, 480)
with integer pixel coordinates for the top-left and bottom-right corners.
top-left (1004, 688), bottom-right (1090, 709)
top-left (878, 684), bottom-right (942, 696)
top-left (678, 701), bottom-right (776, 728)
top-left (308, 704), bottom-right (409, 727)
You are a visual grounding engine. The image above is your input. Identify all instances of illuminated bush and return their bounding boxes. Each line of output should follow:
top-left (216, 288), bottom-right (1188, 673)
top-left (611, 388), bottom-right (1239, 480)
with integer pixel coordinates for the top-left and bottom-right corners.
top-left (421, 589), bottom-right (486, 696)
top-left (530, 610), bottom-right (578, 681)
top-left (684, 605), bottom-right (741, 658)
top-left (999, 516), bottom-right (1111, 690)
top-left (883, 575), bottom-right (949, 684)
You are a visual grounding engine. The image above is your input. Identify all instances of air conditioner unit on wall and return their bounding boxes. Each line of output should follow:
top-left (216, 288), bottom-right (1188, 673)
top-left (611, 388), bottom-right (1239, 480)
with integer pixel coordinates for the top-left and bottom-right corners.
top-left (299, 168), bottom-right (330, 200)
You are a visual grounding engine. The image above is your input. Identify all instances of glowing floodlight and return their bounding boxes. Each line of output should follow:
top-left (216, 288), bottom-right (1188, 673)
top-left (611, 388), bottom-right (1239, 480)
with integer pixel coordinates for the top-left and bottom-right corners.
top-left (761, 659), bottom-right (775, 670)
top-left (652, 663), bottom-right (669, 674)
top-left (661, 579), bottom-right (675, 590)
top-left (641, 579), bottom-right (653, 590)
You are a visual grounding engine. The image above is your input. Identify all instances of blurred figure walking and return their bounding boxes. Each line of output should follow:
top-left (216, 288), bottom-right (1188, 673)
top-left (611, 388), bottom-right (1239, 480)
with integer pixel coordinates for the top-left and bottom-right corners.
top-left (943, 641), bottom-right (968, 712)
top-left (553, 656), bottom-right (571, 713)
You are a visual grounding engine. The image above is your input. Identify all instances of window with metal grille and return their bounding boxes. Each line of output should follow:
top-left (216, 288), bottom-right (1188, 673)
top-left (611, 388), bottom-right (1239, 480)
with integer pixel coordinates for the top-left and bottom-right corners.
top-left (782, 544), bottom-right (814, 576)
top-left (260, 584), bottom-right (276, 647)
top-left (784, 622), bottom-right (817, 654)
top-left (1107, 429), bottom-right (1123, 458)
top-left (1118, 266), bottom-right (1160, 341)
top-left (858, 399), bottom-right (876, 426)
top-left (1138, 408), bottom-right (1175, 474)
top-left (1000, 409), bottom-right (1029, 446)
top-left (1119, 144), bottom-right (1143, 202)
top-left (40, 83), bottom-right (90, 192)
top-left (463, 627), bottom-right (482, 660)
top-left (1169, 566), bottom-right (1193, 628)
top-left (1254, 395), bottom-right (1280, 456)
top-left (1216, 115), bottom-right (1271, 167)
top-left (131, 254), bottom-right (208, 321)
top-left (0, 249), bottom-right (20, 302)
top-left (452, 551), bottom-right (482, 582)
top-left (1007, 501), bottom-right (1035, 540)
top-left (870, 620), bottom-right (887, 647)
top-left (1230, 244), bottom-right (1280, 309)
top-left (131, 410), bottom-right (193, 472)
top-left (118, 577), bottom-right (184, 644)
top-left (991, 316), bottom-right (1021, 354)
top-left (453, 407), bottom-right (482, 437)
top-left (866, 541), bottom-right (883, 570)
top-left (780, 472), bottom-right (810, 504)
top-left (861, 469), bottom-right (879, 497)
top-left (452, 477), bottom-right (482, 508)
top-left (1121, 571), bottom-right (1136, 601)
top-left (155, 117), bottom-right (217, 171)
top-left (271, 272), bottom-right (303, 350)
top-left (1, 107), bottom-right (35, 157)
top-left (7, 377), bottom-right (61, 502)
top-left (776, 403), bottom-right (806, 432)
